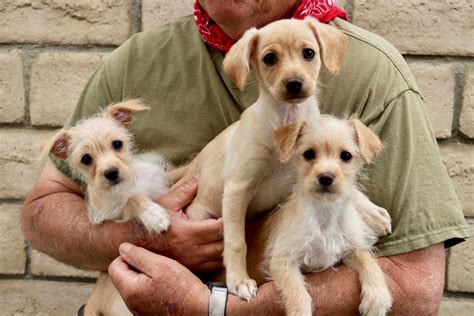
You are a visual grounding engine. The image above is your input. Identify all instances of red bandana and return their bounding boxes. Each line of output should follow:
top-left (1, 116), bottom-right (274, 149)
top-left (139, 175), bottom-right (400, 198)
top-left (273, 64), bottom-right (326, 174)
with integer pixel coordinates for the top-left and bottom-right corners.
top-left (194, 0), bottom-right (347, 53)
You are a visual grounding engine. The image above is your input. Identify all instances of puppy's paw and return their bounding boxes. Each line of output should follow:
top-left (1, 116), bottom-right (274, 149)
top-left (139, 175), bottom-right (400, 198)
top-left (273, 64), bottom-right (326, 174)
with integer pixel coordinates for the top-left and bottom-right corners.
top-left (370, 206), bottom-right (391, 237)
top-left (228, 278), bottom-right (258, 302)
top-left (359, 284), bottom-right (392, 316)
top-left (140, 203), bottom-right (170, 234)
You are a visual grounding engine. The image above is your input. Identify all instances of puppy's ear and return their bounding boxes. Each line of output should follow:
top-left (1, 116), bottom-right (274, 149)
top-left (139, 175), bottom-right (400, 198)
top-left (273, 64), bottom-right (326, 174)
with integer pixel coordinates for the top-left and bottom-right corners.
top-left (105, 99), bottom-right (150, 129)
top-left (223, 28), bottom-right (259, 91)
top-left (305, 17), bottom-right (348, 75)
top-left (273, 121), bottom-right (305, 163)
top-left (349, 119), bottom-right (382, 163)
top-left (44, 130), bottom-right (71, 159)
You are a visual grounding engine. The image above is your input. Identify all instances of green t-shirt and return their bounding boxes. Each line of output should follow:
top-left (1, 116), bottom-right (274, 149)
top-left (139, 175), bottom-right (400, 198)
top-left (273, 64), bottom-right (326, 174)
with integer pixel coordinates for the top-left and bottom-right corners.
top-left (54, 16), bottom-right (469, 257)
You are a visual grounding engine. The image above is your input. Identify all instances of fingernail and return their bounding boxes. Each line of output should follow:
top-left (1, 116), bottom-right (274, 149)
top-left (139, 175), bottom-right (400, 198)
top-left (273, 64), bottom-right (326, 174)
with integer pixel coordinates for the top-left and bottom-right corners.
top-left (119, 242), bottom-right (133, 254)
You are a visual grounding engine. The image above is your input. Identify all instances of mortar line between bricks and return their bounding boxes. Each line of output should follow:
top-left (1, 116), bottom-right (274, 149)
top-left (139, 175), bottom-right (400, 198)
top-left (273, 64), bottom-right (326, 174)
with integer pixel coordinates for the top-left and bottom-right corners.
top-left (344, 0), bottom-right (354, 23)
top-left (0, 123), bottom-right (61, 130)
top-left (444, 248), bottom-right (450, 293)
top-left (0, 199), bottom-right (24, 204)
top-left (451, 64), bottom-right (465, 137)
top-left (24, 242), bottom-right (32, 276)
top-left (443, 291), bottom-right (474, 300)
top-left (0, 43), bottom-right (118, 52)
top-left (403, 55), bottom-right (474, 62)
top-left (437, 137), bottom-right (474, 145)
top-left (21, 49), bottom-right (33, 127)
top-left (0, 274), bottom-right (97, 283)
top-left (131, 0), bottom-right (142, 34)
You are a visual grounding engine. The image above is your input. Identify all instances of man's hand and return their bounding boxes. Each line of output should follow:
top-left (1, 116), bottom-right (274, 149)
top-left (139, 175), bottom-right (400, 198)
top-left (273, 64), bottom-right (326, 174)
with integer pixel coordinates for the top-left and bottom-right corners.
top-left (109, 242), bottom-right (210, 316)
top-left (137, 177), bottom-right (224, 273)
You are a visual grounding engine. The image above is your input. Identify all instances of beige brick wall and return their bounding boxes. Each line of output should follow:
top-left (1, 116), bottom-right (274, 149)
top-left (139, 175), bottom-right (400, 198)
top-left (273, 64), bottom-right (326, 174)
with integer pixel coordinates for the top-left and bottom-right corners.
top-left (30, 51), bottom-right (109, 126)
top-left (0, 0), bottom-right (472, 314)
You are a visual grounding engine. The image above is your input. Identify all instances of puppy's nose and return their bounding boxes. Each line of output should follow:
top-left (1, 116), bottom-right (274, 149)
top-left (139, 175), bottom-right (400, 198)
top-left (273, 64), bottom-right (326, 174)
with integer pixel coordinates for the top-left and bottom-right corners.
top-left (104, 168), bottom-right (119, 182)
top-left (285, 78), bottom-right (303, 95)
top-left (318, 173), bottom-right (335, 187)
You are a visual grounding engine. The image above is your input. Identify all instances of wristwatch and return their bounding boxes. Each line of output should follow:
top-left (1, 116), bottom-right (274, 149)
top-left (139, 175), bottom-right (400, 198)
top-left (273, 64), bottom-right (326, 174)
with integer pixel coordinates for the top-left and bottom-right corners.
top-left (207, 282), bottom-right (228, 316)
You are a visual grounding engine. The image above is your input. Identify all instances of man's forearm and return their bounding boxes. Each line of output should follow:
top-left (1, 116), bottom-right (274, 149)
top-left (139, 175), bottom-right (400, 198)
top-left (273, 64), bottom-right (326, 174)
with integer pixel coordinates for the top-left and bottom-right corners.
top-left (21, 189), bottom-right (155, 271)
top-left (226, 244), bottom-right (445, 315)
top-left (226, 264), bottom-right (360, 315)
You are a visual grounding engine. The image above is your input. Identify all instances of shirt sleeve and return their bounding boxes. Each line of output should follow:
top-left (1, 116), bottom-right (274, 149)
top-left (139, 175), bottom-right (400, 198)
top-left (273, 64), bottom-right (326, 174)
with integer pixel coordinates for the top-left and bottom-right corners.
top-left (361, 89), bottom-right (470, 256)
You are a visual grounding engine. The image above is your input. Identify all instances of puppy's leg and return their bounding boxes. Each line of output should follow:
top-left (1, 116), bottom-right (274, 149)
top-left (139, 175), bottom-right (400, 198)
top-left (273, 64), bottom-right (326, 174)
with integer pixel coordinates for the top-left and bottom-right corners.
top-left (186, 187), bottom-right (221, 220)
top-left (222, 185), bottom-right (257, 301)
top-left (343, 250), bottom-right (392, 316)
top-left (125, 194), bottom-right (170, 234)
top-left (354, 190), bottom-right (391, 237)
top-left (84, 273), bottom-right (132, 316)
top-left (269, 257), bottom-right (312, 316)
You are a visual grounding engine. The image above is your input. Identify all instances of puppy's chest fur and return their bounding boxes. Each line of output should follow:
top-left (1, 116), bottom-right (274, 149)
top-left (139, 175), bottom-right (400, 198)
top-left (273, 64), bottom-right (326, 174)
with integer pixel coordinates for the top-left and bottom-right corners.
top-left (269, 193), bottom-right (375, 273)
top-left (128, 153), bottom-right (171, 200)
top-left (297, 202), bottom-right (354, 272)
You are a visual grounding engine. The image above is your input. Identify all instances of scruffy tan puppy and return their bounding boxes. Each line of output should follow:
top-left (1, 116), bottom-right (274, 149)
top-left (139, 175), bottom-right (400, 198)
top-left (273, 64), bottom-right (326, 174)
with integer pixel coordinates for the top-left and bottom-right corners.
top-left (173, 17), bottom-right (391, 300)
top-left (47, 99), bottom-right (171, 233)
top-left (46, 99), bottom-right (171, 316)
top-left (261, 115), bottom-right (392, 316)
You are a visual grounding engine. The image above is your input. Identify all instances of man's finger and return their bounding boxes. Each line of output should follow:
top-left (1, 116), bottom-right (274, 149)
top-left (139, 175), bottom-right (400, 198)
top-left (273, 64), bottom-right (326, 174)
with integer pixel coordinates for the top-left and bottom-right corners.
top-left (199, 240), bottom-right (224, 262)
top-left (158, 178), bottom-right (198, 213)
top-left (109, 256), bottom-right (150, 297)
top-left (189, 218), bottom-right (224, 244)
top-left (118, 242), bottom-right (164, 277)
top-left (109, 256), bottom-right (139, 289)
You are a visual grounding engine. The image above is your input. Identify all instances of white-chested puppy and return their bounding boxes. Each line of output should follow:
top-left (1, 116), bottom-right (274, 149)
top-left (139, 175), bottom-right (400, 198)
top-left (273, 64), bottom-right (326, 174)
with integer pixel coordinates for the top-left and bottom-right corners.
top-left (45, 99), bottom-right (172, 316)
top-left (46, 99), bottom-right (171, 234)
top-left (264, 115), bottom-right (392, 316)
top-left (172, 17), bottom-right (391, 301)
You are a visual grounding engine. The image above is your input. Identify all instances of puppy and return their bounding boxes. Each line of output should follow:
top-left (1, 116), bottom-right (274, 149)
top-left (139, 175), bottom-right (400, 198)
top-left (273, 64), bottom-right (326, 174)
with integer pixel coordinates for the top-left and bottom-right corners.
top-left (172, 17), bottom-right (391, 300)
top-left (46, 99), bottom-right (171, 316)
top-left (46, 99), bottom-right (171, 233)
top-left (261, 115), bottom-right (392, 315)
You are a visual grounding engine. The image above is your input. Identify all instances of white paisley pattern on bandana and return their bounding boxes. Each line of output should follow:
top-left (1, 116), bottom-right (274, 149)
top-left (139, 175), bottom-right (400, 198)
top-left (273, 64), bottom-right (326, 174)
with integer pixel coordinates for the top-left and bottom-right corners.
top-left (194, 0), bottom-right (347, 53)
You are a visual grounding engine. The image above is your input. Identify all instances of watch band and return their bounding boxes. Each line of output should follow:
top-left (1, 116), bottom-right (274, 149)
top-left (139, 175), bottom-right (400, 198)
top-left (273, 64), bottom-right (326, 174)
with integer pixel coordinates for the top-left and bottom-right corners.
top-left (207, 282), bottom-right (227, 316)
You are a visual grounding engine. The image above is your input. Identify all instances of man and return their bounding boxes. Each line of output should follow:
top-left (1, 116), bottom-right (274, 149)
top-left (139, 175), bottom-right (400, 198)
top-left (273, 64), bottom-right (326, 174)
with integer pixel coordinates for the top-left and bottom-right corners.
top-left (21, 0), bottom-right (469, 314)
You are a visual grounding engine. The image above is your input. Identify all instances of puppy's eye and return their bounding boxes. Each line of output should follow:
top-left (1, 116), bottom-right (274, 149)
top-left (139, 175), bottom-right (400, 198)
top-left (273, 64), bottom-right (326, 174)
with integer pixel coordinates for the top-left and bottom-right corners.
top-left (81, 154), bottom-right (93, 166)
top-left (340, 151), bottom-right (352, 162)
top-left (112, 140), bottom-right (123, 150)
top-left (303, 48), bottom-right (315, 60)
top-left (303, 149), bottom-right (316, 161)
top-left (263, 53), bottom-right (278, 66)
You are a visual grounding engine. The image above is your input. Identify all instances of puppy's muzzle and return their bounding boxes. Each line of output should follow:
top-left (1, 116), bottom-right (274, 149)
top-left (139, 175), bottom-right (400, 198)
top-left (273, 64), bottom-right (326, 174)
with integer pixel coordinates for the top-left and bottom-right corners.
top-left (104, 167), bottom-right (120, 185)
